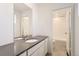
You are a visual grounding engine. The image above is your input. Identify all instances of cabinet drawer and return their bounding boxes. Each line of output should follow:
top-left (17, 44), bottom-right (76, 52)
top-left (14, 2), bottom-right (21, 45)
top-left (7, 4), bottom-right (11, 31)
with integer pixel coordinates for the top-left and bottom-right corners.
top-left (28, 40), bottom-right (45, 56)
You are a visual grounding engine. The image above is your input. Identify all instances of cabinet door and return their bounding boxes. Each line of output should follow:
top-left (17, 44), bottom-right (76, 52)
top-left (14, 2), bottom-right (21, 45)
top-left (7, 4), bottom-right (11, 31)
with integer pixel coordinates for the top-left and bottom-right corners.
top-left (19, 52), bottom-right (27, 56)
top-left (28, 40), bottom-right (45, 56)
top-left (28, 38), bottom-right (48, 56)
top-left (44, 38), bottom-right (48, 55)
top-left (31, 45), bottom-right (44, 56)
top-left (38, 45), bottom-right (45, 56)
top-left (30, 49), bottom-right (39, 56)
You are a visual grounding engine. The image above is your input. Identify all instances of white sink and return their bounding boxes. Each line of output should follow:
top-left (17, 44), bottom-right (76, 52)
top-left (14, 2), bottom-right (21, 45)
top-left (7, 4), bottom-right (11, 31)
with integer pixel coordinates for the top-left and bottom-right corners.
top-left (25, 39), bottom-right (38, 43)
top-left (18, 38), bottom-right (23, 40)
top-left (15, 37), bottom-right (23, 40)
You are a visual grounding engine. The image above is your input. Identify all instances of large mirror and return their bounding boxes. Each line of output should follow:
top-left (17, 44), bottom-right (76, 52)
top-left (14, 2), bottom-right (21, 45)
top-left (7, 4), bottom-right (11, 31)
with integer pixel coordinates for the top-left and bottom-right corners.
top-left (14, 3), bottom-right (32, 38)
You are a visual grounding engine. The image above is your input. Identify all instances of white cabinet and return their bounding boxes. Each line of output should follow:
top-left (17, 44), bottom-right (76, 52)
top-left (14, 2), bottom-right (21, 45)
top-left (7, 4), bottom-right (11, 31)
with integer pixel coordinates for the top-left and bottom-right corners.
top-left (19, 38), bottom-right (48, 56)
top-left (19, 52), bottom-right (26, 56)
top-left (44, 38), bottom-right (48, 55)
top-left (31, 45), bottom-right (44, 56)
top-left (19, 51), bottom-right (28, 56)
top-left (28, 40), bottom-right (45, 56)
top-left (28, 38), bottom-right (48, 56)
top-left (38, 45), bottom-right (45, 56)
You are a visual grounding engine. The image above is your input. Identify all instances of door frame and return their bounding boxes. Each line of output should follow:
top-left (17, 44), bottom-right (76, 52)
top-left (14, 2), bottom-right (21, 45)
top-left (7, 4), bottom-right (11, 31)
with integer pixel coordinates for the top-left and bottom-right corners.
top-left (51, 5), bottom-right (75, 56)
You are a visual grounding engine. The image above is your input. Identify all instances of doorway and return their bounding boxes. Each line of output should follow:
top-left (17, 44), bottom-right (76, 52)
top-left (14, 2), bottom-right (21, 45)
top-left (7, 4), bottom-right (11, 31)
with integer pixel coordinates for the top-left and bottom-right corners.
top-left (52, 7), bottom-right (72, 56)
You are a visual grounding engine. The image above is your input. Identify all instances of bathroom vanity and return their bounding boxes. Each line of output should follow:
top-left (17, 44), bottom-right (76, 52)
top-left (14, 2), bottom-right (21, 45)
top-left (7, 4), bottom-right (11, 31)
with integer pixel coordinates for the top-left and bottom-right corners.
top-left (14, 36), bottom-right (48, 56)
top-left (13, 4), bottom-right (48, 56)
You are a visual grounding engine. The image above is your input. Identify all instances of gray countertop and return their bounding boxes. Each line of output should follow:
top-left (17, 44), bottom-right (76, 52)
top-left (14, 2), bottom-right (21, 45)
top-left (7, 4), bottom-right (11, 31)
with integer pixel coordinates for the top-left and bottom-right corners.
top-left (14, 36), bottom-right (48, 56)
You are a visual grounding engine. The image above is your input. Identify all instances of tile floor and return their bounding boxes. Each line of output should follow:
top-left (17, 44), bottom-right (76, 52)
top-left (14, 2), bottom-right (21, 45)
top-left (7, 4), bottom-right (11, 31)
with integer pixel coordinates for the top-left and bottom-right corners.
top-left (52, 40), bottom-right (67, 56)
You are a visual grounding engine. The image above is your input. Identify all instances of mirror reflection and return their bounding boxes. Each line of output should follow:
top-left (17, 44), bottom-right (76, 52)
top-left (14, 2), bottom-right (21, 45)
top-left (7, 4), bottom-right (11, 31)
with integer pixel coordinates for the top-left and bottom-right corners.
top-left (14, 3), bottom-right (32, 38)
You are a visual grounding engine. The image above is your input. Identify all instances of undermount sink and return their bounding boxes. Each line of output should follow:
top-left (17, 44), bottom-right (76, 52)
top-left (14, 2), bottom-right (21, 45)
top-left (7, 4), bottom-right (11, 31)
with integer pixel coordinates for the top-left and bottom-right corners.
top-left (18, 38), bottom-right (23, 39)
top-left (25, 39), bottom-right (38, 43)
top-left (15, 37), bottom-right (23, 40)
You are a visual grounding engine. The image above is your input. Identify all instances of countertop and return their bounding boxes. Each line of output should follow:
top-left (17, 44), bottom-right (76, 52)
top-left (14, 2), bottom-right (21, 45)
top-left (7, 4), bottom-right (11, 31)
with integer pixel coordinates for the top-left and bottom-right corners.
top-left (14, 36), bottom-right (48, 56)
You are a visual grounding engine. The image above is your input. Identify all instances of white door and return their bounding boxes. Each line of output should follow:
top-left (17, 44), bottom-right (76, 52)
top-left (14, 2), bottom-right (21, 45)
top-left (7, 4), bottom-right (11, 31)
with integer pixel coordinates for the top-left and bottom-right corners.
top-left (52, 9), bottom-right (67, 41)
top-left (65, 8), bottom-right (71, 55)
top-left (52, 8), bottom-right (71, 55)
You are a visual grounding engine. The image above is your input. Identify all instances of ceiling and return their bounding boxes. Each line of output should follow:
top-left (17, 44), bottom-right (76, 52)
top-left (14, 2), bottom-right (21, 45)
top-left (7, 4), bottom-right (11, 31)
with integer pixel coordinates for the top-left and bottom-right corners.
top-left (14, 3), bottom-right (31, 13)
top-left (36, 3), bottom-right (72, 17)
top-left (53, 7), bottom-right (71, 18)
top-left (36, 3), bottom-right (74, 10)
top-left (53, 9), bottom-right (66, 17)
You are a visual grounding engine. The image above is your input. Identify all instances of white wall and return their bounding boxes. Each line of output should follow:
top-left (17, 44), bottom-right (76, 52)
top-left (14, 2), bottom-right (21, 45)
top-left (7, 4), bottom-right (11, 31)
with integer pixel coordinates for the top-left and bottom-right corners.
top-left (33, 5), bottom-right (52, 36)
top-left (32, 5), bottom-right (39, 36)
top-left (74, 4), bottom-right (79, 56)
top-left (32, 4), bottom-right (53, 54)
top-left (0, 4), bottom-right (14, 46)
